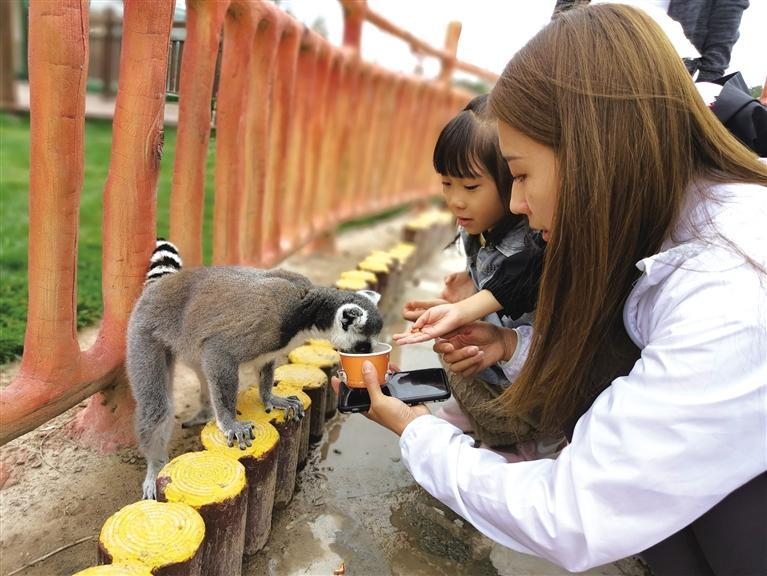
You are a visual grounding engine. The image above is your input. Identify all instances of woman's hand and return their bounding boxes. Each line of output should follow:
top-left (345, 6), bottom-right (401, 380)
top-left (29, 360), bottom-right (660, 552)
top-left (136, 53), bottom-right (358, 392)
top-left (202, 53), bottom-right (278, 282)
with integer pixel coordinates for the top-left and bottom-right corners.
top-left (401, 299), bottom-right (448, 322)
top-left (394, 302), bottom-right (470, 345)
top-left (440, 271), bottom-right (476, 303)
top-left (331, 361), bottom-right (430, 436)
top-left (433, 322), bottom-right (517, 377)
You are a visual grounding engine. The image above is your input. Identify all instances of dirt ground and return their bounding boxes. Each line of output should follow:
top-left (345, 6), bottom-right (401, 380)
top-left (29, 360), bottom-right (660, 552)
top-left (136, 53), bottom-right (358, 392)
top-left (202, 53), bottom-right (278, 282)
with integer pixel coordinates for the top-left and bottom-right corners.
top-left (0, 212), bottom-right (647, 576)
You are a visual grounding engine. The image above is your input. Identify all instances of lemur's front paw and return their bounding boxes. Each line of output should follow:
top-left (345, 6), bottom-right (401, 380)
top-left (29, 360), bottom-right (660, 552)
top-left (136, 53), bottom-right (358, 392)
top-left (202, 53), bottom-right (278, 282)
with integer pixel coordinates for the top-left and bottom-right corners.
top-left (264, 394), bottom-right (304, 421)
top-left (222, 420), bottom-right (256, 449)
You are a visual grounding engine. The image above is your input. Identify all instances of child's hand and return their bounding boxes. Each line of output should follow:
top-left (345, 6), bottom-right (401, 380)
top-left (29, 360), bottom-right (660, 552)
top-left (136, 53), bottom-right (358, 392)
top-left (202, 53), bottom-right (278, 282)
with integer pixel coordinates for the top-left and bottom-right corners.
top-left (432, 322), bottom-right (517, 377)
top-left (394, 302), bottom-right (470, 345)
top-left (440, 271), bottom-right (476, 303)
top-left (401, 299), bottom-right (447, 321)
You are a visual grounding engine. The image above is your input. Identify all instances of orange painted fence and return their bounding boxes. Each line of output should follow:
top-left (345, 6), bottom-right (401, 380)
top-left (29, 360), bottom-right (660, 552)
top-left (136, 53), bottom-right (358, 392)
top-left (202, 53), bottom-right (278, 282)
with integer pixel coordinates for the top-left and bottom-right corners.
top-left (0, 0), bottom-right (496, 447)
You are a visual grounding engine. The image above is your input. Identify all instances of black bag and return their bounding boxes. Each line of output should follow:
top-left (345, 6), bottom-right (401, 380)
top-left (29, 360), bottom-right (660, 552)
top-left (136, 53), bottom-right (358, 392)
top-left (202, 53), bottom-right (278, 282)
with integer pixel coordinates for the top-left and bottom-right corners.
top-left (705, 72), bottom-right (767, 157)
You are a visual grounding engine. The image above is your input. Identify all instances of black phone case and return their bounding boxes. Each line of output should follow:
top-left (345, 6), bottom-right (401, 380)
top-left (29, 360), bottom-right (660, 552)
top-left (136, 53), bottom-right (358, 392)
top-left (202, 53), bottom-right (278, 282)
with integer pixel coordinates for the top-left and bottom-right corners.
top-left (337, 368), bottom-right (451, 413)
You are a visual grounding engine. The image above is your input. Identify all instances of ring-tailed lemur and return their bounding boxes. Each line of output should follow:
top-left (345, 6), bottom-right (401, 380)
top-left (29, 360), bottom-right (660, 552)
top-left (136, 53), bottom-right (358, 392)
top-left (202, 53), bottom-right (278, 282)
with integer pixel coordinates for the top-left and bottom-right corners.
top-left (127, 240), bottom-right (383, 499)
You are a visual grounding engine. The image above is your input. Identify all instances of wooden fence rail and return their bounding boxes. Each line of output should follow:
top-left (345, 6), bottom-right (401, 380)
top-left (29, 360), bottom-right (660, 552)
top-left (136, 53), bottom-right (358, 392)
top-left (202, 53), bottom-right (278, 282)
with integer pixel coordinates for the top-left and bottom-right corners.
top-left (0, 0), bottom-right (488, 448)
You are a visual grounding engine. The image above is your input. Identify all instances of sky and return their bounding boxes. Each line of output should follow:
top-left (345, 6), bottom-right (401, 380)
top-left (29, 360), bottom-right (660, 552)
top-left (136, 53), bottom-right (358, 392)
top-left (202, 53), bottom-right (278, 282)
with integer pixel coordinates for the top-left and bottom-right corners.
top-left (281, 0), bottom-right (766, 89)
top-left (90, 0), bottom-right (765, 88)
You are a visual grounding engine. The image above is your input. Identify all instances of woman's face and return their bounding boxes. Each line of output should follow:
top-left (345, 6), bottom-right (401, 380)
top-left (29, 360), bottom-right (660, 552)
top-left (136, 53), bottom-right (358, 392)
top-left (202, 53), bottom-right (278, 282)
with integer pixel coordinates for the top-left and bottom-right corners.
top-left (497, 121), bottom-right (559, 242)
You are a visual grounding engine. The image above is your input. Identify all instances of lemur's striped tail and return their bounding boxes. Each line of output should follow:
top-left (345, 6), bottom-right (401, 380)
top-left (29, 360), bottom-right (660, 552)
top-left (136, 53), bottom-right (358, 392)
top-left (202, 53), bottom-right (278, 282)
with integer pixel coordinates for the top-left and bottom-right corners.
top-left (145, 239), bottom-right (182, 285)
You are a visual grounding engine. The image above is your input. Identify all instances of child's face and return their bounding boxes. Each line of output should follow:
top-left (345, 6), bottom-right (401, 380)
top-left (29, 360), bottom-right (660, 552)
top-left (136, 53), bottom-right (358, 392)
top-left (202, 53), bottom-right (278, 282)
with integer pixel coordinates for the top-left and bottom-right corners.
top-left (497, 121), bottom-right (559, 242)
top-left (440, 172), bottom-right (506, 236)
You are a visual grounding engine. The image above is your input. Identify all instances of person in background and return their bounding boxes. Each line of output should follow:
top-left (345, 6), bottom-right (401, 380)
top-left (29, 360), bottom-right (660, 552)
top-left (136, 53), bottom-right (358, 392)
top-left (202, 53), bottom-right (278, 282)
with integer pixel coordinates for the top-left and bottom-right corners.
top-left (342, 5), bottom-right (767, 574)
top-left (553, 0), bottom-right (749, 82)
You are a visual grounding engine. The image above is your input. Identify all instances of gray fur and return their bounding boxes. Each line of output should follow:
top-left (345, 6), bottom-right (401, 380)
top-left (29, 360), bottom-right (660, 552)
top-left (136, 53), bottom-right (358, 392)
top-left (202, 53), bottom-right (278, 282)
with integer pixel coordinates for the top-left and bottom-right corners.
top-left (127, 265), bottom-right (382, 499)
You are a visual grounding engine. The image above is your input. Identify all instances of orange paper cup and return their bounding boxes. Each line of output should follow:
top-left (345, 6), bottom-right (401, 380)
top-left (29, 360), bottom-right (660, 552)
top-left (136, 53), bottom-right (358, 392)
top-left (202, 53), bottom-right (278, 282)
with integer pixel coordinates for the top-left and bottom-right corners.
top-left (338, 342), bottom-right (392, 388)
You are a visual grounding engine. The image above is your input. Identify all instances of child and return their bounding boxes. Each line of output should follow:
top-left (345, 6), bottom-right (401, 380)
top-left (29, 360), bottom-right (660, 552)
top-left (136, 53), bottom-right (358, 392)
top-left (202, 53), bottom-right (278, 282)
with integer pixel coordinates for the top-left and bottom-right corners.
top-left (403, 94), bottom-right (560, 460)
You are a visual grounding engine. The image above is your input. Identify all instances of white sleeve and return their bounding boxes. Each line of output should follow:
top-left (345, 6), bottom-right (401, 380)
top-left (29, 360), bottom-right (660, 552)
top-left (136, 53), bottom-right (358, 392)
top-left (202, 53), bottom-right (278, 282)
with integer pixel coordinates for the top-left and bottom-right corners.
top-left (400, 263), bottom-right (767, 572)
top-left (499, 324), bottom-right (533, 381)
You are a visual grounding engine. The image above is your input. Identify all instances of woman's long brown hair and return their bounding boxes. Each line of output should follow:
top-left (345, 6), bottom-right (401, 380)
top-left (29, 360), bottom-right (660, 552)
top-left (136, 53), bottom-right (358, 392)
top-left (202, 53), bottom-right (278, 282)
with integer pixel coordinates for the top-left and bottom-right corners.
top-left (489, 4), bottom-right (767, 433)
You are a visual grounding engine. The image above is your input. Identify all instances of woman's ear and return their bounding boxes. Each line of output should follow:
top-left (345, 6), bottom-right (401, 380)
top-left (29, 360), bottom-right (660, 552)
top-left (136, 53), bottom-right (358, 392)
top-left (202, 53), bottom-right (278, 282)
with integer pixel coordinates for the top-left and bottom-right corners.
top-left (356, 290), bottom-right (382, 306)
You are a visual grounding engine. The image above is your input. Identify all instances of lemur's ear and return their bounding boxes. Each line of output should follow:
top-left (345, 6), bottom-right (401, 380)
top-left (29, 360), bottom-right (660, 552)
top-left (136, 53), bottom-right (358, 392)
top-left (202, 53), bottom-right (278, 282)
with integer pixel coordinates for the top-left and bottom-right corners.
top-left (342, 306), bottom-right (363, 330)
top-left (356, 290), bottom-right (381, 306)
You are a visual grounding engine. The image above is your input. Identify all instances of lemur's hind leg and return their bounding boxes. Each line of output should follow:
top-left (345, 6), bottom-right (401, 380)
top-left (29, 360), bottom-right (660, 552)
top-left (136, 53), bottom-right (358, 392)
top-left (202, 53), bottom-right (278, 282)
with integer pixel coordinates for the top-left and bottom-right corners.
top-left (127, 336), bottom-right (175, 500)
top-left (260, 360), bottom-right (304, 420)
top-left (201, 345), bottom-right (255, 449)
top-left (181, 365), bottom-right (213, 428)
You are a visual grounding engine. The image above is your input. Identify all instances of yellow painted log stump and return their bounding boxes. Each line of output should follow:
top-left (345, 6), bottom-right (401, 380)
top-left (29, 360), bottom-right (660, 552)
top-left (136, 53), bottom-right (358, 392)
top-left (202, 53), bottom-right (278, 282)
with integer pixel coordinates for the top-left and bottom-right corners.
top-left (334, 276), bottom-right (369, 292)
top-left (288, 344), bottom-right (341, 421)
top-left (339, 269), bottom-right (379, 291)
top-left (74, 565), bottom-right (153, 575)
top-left (275, 363), bottom-right (328, 443)
top-left (388, 242), bottom-right (416, 274)
top-left (201, 421), bottom-right (279, 555)
top-left (157, 452), bottom-right (247, 576)
top-left (98, 500), bottom-right (205, 576)
top-left (273, 381), bottom-right (312, 470)
top-left (237, 388), bottom-right (301, 509)
top-left (358, 257), bottom-right (390, 298)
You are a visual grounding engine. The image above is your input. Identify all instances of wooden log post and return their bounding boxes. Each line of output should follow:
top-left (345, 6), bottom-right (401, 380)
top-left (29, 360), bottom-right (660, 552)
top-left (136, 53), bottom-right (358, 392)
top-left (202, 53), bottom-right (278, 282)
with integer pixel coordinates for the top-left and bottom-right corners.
top-left (201, 421), bottom-right (280, 555)
top-left (272, 381), bottom-right (312, 469)
top-left (287, 344), bottom-right (341, 421)
top-left (357, 257), bottom-right (392, 313)
top-left (74, 565), bottom-right (152, 576)
top-left (98, 500), bottom-right (205, 575)
top-left (157, 452), bottom-right (248, 576)
top-left (237, 388), bottom-right (301, 509)
top-left (335, 277), bottom-right (369, 292)
top-left (274, 364), bottom-right (328, 444)
top-left (338, 269), bottom-right (379, 292)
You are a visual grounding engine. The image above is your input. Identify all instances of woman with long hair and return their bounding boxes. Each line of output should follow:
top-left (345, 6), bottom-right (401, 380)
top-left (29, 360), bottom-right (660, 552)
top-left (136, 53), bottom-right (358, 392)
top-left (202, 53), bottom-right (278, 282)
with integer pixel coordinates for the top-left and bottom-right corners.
top-left (339, 5), bottom-right (767, 573)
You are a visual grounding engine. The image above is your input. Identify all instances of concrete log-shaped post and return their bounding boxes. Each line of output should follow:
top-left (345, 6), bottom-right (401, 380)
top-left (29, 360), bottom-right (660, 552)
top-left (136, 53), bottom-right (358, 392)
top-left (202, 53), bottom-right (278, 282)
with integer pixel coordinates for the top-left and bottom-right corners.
top-left (282, 27), bottom-right (319, 252)
top-left (287, 344), bottom-right (341, 421)
top-left (201, 421), bottom-right (280, 555)
top-left (212, 1), bottom-right (260, 265)
top-left (357, 257), bottom-right (392, 312)
top-left (98, 500), bottom-right (205, 575)
top-left (272, 383), bottom-right (312, 470)
top-left (74, 0), bottom-right (177, 449)
top-left (237, 388), bottom-right (301, 509)
top-left (242, 5), bottom-right (281, 265)
top-left (157, 452), bottom-right (248, 576)
top-left (262, 17), bottom-right (301, 266)
top-left (274, 363), bottom-right (328, 444)
top-left (170, 0), bottom-right (230, 266)
top-left (74, 565), bottom-right (153, 576)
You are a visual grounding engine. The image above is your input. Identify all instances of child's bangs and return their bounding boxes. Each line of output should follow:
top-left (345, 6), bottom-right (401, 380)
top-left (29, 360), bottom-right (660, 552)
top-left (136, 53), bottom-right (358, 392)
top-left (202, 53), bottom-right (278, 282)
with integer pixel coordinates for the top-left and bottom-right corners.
top-left (433, 112), bottom-right (486, 179)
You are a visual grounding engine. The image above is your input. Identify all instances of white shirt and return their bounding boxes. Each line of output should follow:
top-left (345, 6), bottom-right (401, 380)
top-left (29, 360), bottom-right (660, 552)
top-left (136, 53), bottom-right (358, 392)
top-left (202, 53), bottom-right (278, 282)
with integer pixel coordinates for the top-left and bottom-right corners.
top-left (400, 182), bottom-right (767, 572)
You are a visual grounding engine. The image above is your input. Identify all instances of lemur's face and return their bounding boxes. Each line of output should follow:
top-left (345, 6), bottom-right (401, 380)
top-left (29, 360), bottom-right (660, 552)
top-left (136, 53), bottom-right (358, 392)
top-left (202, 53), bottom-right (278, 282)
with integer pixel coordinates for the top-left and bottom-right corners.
top-left (329, 290), bottom-right (383, 353)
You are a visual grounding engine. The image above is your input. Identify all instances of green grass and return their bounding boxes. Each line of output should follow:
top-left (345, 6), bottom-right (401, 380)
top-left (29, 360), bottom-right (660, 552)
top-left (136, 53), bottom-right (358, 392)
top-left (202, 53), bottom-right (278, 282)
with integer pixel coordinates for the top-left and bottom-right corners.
top-left (0, 112), bottom-right (217, 364)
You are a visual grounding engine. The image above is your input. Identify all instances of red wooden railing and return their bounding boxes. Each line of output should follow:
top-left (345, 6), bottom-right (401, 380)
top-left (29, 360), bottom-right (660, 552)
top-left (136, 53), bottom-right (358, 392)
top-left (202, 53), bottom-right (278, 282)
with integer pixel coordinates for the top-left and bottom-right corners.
top-left (0, 0), bottom-right (496, 448)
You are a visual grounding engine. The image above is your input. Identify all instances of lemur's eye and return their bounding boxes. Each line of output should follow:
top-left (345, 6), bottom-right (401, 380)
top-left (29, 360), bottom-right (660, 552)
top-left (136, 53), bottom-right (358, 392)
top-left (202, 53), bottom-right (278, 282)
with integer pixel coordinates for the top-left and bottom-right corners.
top-left (341, 307), bottom-right (362, 330)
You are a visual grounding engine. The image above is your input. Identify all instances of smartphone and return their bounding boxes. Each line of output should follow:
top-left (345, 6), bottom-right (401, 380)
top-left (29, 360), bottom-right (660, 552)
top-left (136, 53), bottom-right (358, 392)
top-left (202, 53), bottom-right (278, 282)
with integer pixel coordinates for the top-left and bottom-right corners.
top-left (337, 368), bottom-right (451, 413)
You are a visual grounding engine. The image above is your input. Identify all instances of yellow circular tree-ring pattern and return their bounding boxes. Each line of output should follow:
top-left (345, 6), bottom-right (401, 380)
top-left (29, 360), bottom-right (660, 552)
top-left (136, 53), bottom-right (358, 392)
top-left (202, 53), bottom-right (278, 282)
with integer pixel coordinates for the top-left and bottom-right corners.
top-left (335, 277), bottom-right (368, 291)
top-left (237, 387), bottom-right (288, 425)
top-left (159, 452), bottom-right (247, 508)
top-left (288, 344), bottom-right (340, 368)
top-left (201, 420), bottom-right (279, 460)
top-left (304, 338), bottom-right (335, 349)
top-left (275, 363), bottom-right (327, 390)
top-left (99, 500), bottom-right (205, 569)
top-left (73, 565), bottom-right (153, 576)
top-left (339, 270), bottom-right (378, 286)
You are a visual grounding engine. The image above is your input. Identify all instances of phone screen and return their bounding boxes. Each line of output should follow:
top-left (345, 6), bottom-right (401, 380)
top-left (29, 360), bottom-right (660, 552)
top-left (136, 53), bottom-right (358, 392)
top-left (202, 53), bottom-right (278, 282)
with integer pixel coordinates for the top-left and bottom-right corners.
top-left (337, 368), bottom-right (450, 412)
top-left (386, 368), bottom-right (450, 403)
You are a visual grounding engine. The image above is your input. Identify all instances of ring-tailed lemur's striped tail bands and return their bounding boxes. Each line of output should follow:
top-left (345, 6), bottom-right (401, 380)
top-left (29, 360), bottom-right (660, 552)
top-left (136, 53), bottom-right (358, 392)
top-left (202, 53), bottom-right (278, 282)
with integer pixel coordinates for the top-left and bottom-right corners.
top-left (145, 238), bottom-right (182, 285)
